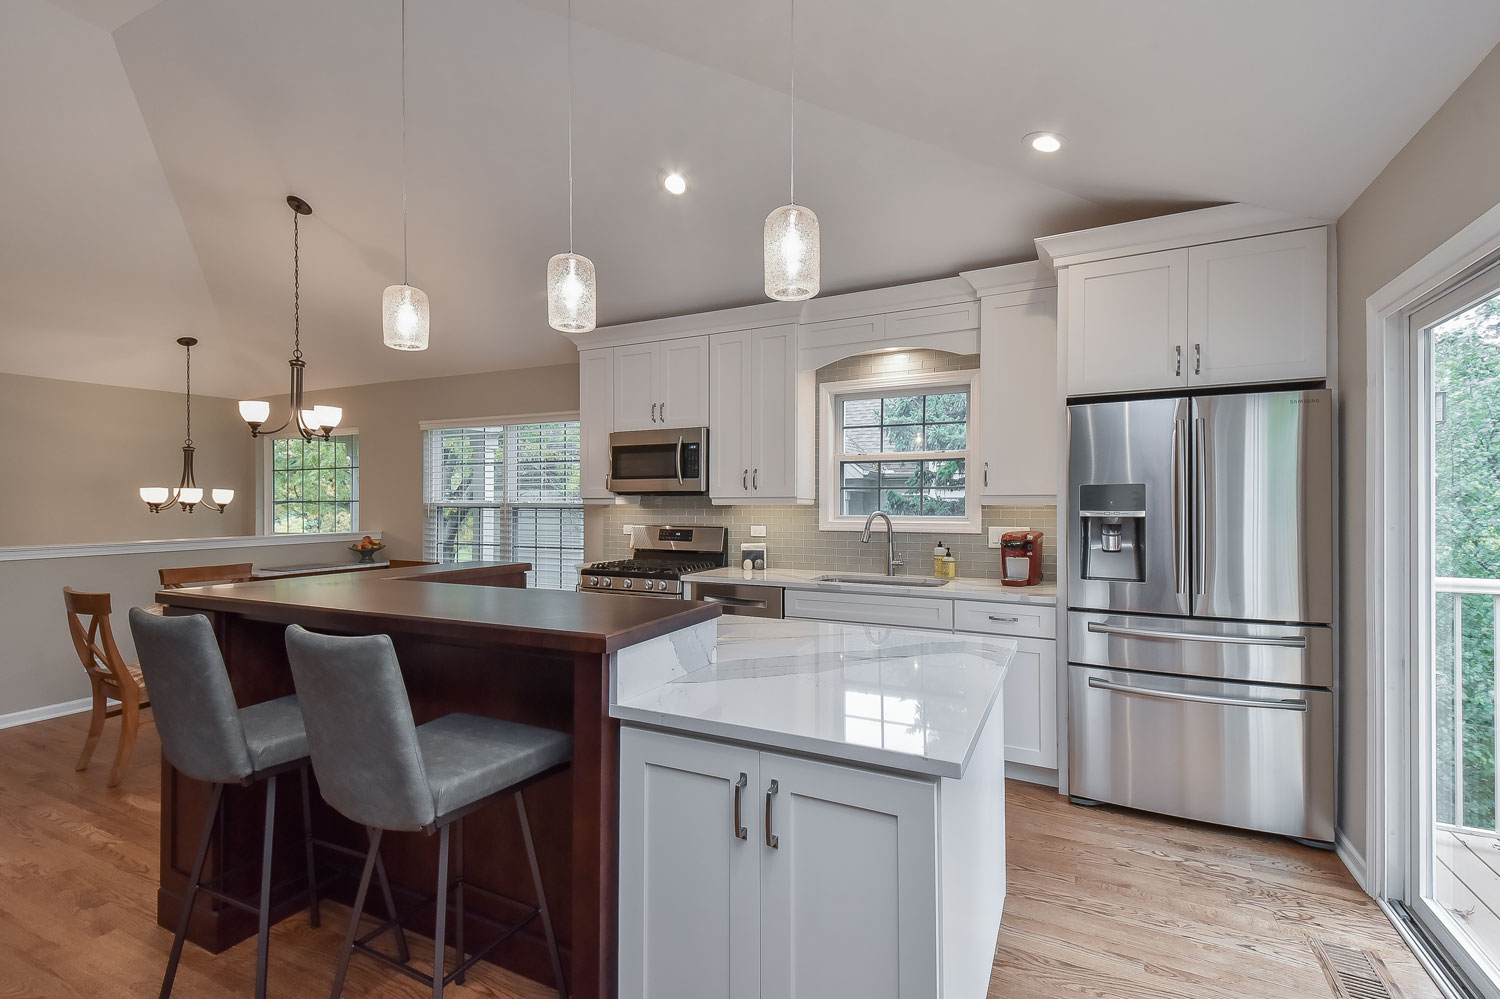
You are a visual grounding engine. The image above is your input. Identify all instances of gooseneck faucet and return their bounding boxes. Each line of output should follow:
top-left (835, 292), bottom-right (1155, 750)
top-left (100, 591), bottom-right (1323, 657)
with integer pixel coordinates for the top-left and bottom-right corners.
top-left (860, 510), bottom-right (904, 576)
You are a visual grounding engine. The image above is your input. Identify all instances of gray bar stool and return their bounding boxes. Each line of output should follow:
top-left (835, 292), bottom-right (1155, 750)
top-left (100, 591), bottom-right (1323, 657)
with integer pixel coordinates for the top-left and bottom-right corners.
top-left (283, 624), bottom-right (572, 999)
top-left (128, 609), bottom-right (404, 999)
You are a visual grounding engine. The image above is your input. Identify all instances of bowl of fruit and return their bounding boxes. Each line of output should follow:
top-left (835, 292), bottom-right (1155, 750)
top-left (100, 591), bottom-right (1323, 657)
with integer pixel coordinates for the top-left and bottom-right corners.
top-left (349, 536), bottom-right (385, 563)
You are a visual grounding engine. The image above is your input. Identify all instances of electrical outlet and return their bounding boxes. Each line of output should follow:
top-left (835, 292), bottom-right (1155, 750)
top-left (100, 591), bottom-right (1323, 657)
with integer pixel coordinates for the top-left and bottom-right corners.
top-left (750, 525), bottom-right (767, 538)
top-left (988, 526), bottom-right (1025, 547)
top-left (621, 523), bottom-right (635, 536)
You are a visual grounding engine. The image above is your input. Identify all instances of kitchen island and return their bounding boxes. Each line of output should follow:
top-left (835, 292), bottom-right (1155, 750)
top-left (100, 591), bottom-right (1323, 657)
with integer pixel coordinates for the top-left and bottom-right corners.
top-left (611, 617), bottom-right (1015, 999)
top-left (153, 561), bottom-right (720, 999)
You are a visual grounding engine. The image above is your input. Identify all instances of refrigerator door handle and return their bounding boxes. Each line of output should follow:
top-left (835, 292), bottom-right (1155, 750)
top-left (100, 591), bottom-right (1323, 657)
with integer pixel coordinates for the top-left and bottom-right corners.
top-left (1085, 620), bottom-right (1309, 648)
top-left (1193, 416), bottom-right (1208, 596)
top-left (1172, 418), bottom-right (1189, 595)
top-left (1087, 676), bottom-right (1308, 712)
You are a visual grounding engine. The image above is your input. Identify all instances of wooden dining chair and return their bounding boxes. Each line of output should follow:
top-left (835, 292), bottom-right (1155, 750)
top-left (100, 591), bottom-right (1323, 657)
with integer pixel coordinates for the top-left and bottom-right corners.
top-left (158, 562), bottom-right (255, 589)
top-left (62, 588), bottom-right (152, 787)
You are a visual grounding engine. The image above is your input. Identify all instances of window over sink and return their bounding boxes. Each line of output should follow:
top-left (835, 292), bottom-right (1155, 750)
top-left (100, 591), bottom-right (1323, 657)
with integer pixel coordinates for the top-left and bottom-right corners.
top-left (421, 418), bottom-right (583, 589)
top-left (819, 369), bottom-right (981, 533)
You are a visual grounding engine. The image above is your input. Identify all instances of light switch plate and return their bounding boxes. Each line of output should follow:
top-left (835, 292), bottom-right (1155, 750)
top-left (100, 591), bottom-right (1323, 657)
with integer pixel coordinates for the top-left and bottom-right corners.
top-left (988, 527), bottom-right (1004, 548)
top-left (750, 525), bottom-right (767, 538)
top-left (621, 523), bottom-right (635, 536)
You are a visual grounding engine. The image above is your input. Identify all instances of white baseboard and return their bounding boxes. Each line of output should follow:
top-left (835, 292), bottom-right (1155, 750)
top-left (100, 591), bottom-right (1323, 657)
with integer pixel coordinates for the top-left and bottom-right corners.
top-left (1337, 829), bottom-right (1371, 894)
top-left (1005, 761), bottom-right (1060, 788)
top-left (0, 696), bottom-right (94, 731)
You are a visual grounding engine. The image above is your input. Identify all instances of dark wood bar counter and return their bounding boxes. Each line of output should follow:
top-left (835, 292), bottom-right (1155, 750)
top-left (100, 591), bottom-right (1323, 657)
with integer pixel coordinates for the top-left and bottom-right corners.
top-left (153, 561), bottom-right (720, 999)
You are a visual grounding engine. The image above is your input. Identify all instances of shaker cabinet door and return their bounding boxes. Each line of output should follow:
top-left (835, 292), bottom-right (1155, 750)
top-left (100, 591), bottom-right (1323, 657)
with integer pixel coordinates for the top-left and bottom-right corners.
top-left (659, 336), bottom-right (711, 428)
top-left (1065, 248), bottom-right (1189, 396)
top-left (979, 288), bottom-right (1057, 500)
top-left (614, 343), bottom-right (660, 431)
top-left (579, 348), bottom-right (615, 500)
top-left (709, 332), bottom-right (752, 499)
top-left (746, 326), bottom-right (797, 499)
top-left (619, 728), bottom-right (762, 999)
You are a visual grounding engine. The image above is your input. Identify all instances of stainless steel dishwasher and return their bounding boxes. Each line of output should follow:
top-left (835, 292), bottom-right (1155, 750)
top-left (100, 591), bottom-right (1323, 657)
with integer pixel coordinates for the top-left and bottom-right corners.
top-left (688, 580), bottom-right (784, 618)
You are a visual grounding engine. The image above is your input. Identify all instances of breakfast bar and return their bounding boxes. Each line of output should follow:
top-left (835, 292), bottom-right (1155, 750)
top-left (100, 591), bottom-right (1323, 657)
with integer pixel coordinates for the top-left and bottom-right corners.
top-left (153, 561), bottom-right (720, 999)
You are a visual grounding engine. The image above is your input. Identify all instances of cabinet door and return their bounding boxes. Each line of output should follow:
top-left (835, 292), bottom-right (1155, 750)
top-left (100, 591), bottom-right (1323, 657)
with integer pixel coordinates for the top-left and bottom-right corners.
top-left (709, 332), bottom-right (752, 500)
top-left (747, 326), bottom-right (796, 499)
top-left (619, 728), bottom-right (761, 999)
top-left (1000, 637), bottom-right (1056, 768)
top-left (614, 342), bottom-right (660, 431)
top-left (978, 289), bottom-right (1057, 500)
top-left (1066, 248), bottom-right (1189, 396)
top-left (659, 336), bottom-right (711, 427)
top-left (579, 348), bottom-right (614, 501)
top-left (1187, 228), bottom-right (1328, 386)
top-left (759, 752), bottom-right (939, 999)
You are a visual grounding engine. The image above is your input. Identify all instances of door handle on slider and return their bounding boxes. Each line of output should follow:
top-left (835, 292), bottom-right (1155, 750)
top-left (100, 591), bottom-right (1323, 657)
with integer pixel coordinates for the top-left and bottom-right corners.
top-left (765, 779), bottom-right (779, 848)
top-left (1085, 621), bottom-right (1307, 648)
top-left (733, 773), bottom-right (748, 840)
top-left (1087, 676), bottom-right (1307, 711)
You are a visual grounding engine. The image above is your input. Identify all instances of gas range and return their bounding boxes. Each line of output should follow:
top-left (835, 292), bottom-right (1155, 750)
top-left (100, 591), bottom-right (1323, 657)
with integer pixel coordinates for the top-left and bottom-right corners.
top-left (579, 525), bottom-right (728, 598)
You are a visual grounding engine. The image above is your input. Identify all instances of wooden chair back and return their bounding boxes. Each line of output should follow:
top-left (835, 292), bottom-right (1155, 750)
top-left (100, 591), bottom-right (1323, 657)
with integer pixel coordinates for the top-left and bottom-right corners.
top-left (158, 563), bottom-right (255, 589)
top-left (62, 588), bottom-right (134, 690)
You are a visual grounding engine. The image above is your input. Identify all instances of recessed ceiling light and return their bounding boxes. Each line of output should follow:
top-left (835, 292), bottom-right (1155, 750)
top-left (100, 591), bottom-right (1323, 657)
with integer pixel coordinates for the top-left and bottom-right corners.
top-left (661, 171), bottom-right (687, 195)
top-left (1025, 132), bottom-right (1064, 153)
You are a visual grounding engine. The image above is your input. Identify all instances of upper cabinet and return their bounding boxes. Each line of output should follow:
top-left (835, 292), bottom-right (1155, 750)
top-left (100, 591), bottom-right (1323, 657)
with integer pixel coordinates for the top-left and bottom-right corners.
top-left (977, 286), bottom-right (1058, 501)
top-left (614, 337), bottom-right (711, 430)
top-left (579, 348), bottom-right (614, 501)
top-left (710, 325), bottom-right (813, 505)
top-left (1040, 205), bottom-right (1334, 398)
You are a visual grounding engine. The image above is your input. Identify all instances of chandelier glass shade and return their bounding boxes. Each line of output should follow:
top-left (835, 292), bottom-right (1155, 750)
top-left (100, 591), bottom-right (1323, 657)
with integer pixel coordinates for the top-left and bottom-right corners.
top-left (141, 337), bottom-right (234, 514)
top-left (239, 196), bottom-right (343, 441)
top-left (382, 283), bottom-right (430, 350)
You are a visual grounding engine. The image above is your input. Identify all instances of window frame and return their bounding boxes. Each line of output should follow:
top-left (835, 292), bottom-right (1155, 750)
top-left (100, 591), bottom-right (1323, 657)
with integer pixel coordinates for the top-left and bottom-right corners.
top-left (419, 412), bottom-right (583, 590)
top-left (818, 369), bottom-right (981, 533)
top-left (258, 428), bottom-right (361, 536)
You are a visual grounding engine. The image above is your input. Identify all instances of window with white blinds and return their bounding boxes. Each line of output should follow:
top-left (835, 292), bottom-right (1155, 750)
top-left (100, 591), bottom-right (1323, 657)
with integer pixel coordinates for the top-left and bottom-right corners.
top-left (421, 420), bottom-right (583, 589)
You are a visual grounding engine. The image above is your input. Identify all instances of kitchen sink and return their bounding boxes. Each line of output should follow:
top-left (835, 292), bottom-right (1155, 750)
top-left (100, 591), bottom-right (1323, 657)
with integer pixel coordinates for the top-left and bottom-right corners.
top-left (814, 574), bottom-right (952, 588)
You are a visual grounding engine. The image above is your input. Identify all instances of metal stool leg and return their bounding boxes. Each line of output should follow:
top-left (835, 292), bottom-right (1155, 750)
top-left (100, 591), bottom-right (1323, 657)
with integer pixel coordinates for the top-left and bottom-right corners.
top-left (454, 815), bottom-right (466, 985)
top-left (160, 782), bottom-right (223, 999)
top-left (254, 775), bottom-right (277, 999)
top-left (330, 828), bottom-right (382, 999)
top-left (517, 792), bottom-right (568, 999)
top-left (374, 852), bottom-right (410, 963)
top-left (299, 766), bottom-right (320, 928)
top-left (432, 824), bottom-right (450, 999)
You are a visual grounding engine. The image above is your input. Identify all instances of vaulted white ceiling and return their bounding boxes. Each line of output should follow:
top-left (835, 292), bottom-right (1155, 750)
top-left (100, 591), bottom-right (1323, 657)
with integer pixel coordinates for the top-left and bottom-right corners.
top-left (6, 0), bottom-right (1500, 398)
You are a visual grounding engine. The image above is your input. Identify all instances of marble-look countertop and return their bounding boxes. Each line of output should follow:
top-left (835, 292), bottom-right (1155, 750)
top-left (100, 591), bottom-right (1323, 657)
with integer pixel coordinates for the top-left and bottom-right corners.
top-left (610, 617), bottom-right (1013, 779)
top-left (681, 566), bottom-right (1058, 604)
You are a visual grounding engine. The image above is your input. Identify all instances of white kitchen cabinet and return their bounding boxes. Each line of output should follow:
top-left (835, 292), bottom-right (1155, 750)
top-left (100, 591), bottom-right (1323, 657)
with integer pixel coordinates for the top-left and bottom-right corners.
top-left (1065, 248), bottom-right (1190, 396)
top-left (758, 750), bottom-right (940, 999)
top-left (783, 588), bottom-right (954, 631)
top-left (977, 288), bottom-right (1057, 501)
top-left (992, 636), bottom-right (1056, 769)
top-left (613, 337), bottom-right (710, 431)
top-left (578, 348), bottom-right (614, 502)
top-left (710, 325), bottom-right (811, 504)
top-left (1187, 228), bottom-right (1328, 386)
top-left (619, 730), bottom-right (761, 999)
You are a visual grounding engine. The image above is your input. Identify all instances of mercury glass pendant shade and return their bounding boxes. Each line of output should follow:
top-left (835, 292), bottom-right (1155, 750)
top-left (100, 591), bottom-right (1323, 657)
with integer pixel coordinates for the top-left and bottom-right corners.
top-left (547, 252), bottom-right (597, 333)
top-left (382, 284), bottom-right (430, 350)
top-left (763, 203), bottom-right (820, 301)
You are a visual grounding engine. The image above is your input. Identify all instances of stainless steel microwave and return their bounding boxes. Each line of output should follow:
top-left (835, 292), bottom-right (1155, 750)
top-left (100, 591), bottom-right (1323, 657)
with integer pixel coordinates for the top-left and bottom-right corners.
top-left (608, 428), bottom-right (707, 494)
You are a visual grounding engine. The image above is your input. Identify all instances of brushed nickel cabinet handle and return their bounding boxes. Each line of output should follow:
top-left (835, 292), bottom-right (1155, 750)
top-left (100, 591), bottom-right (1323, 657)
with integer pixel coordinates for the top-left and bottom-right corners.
top-left (743, 469), bottom-right (749, 491)
top-left (1175, 344), bottom-right (1182, 376)
top-left (1194, 343), bottom-right (1201, 375)
top-left (733, 773), bottom-right (748, 840)
top-left (660, 401), bottom-right (666, 423)
top-left (752, 468), bottom-right (758, 489)
top-left (988, 615), bottom-right (1020, 623)
top-left (983, 461), bottom-right (989, 487)
top-left (650, 402), bottom-right (658, 423)
top-left (765, 779), bottom-right (780, 849)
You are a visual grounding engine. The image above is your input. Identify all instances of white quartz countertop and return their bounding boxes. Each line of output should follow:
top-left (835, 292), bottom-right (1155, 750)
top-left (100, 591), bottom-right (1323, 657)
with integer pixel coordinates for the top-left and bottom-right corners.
top-left (610, 617), bottom-right (1013, 779)
top-left (681, 566), bottom-right (1057, 604)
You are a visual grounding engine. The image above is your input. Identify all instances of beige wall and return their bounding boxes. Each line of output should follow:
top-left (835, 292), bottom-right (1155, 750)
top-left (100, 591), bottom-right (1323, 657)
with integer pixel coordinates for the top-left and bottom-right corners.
top-left (270, 363), bottom-right (581, 559)
top-left (0, 371), bottom-right (257, 546)
top-left (1336, 42), bottom-right (1500, 862)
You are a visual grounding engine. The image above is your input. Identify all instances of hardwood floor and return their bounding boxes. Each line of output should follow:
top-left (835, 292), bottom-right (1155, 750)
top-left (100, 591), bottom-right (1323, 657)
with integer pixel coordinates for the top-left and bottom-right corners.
top-left (0, 714), bottom-right (1438, 998)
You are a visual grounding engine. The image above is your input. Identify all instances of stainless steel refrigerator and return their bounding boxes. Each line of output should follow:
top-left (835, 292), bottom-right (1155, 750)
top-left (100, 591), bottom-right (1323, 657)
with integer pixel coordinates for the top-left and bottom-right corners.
top-left (1066, 389), bottom-right (1335, 843)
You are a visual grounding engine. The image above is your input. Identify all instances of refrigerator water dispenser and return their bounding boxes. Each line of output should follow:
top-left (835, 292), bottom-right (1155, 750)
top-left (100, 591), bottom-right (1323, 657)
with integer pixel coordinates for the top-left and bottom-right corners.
top-left (1078, 483), bottom-right (1146, 582)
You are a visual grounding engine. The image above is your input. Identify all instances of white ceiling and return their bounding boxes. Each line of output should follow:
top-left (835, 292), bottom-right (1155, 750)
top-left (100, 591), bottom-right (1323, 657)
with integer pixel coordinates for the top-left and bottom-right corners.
top-left (6, 0), bottom-right (1500, 399)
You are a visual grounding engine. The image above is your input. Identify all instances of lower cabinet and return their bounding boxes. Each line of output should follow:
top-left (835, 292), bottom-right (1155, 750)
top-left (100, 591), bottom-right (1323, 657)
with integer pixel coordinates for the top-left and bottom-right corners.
top-left (619, 727), bottom-right (949, 999)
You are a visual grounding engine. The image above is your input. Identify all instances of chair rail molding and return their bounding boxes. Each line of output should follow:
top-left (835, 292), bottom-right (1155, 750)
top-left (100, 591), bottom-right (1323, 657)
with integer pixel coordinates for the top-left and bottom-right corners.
top-left (0, 531), bottom-right (381, 563)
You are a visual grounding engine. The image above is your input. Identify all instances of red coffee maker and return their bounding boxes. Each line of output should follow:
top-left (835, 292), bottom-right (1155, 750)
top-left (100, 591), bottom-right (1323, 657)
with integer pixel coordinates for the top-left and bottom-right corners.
top-left (1001, 531), bottom-right (1044, 587)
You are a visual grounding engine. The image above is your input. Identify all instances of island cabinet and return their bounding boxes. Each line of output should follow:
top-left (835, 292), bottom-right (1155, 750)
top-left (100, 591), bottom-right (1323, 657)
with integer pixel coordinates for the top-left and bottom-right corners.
top-left (618, 722), bottom-right (1006, 999)
top-left (708, 324), bottom-right (813, 504)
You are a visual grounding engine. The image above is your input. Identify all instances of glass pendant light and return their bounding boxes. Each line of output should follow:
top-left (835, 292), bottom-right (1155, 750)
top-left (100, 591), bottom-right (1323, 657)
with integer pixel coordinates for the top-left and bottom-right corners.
top-left (141, 338), bottom-right (234, 514)
top-left (547, 0), bottom-right (596, 333)
top-left (764, 0), bottom-right (820, 302)
top-left (383, 0), bottom-right (430, 350)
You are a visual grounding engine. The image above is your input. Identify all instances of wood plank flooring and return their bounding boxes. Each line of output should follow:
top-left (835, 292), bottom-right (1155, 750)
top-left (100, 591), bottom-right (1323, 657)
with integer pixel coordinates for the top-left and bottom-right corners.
top-left (0, 714), bottom-right (1439, 997)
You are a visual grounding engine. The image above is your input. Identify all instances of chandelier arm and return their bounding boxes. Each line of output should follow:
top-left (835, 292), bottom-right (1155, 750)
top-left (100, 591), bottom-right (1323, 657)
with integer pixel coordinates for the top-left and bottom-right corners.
top-left (251, 416), bottom-right (292, 439)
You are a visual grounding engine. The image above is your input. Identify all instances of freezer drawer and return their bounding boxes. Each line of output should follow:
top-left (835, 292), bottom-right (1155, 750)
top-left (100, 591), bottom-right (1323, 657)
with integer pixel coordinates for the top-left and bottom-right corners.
top-left (1068, 611), bottom-right (1333, 687)
top-left (1068, 665), bottom-right (1334, 842)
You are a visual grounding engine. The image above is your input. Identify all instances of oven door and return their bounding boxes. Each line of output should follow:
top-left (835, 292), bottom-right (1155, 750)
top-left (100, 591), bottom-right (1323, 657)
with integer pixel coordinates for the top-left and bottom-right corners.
top-left (608, 428), bottom-right (707, 494)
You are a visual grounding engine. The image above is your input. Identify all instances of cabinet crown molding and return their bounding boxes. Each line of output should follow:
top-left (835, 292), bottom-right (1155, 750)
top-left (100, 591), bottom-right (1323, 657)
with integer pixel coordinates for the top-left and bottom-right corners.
top-left (1036, 203), bottom-right (1332, 271)
top-left (564, 299), bottom-right (803, 351)
top-left (960, 259), bottom-right (1055, 298)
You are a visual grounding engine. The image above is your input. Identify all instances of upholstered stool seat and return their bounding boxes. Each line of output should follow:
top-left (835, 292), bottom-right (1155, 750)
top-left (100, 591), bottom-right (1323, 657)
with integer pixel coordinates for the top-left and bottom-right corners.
top-left (416, 714), bottom-right (571, 820)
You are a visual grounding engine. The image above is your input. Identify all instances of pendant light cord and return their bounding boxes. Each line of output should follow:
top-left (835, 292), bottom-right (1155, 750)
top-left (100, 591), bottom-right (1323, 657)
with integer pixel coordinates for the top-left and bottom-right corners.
top-left (789, 0), bottom-right (796, 206)
top-left (292, 209), bottom-right (302, 360)
top-left (566, 0), bottom-right (574, 253)
top-left (401, 0), bottom-right (409, 285)
top-left (183, 341), bottom-right (192, 447)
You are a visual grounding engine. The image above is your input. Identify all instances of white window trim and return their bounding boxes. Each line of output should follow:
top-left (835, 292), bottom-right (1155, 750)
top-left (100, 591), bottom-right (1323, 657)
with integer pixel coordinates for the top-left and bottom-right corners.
top-left (258, 428), bottom-right (361, 536)
top-left (818, 369), bottom-right (981, 533)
